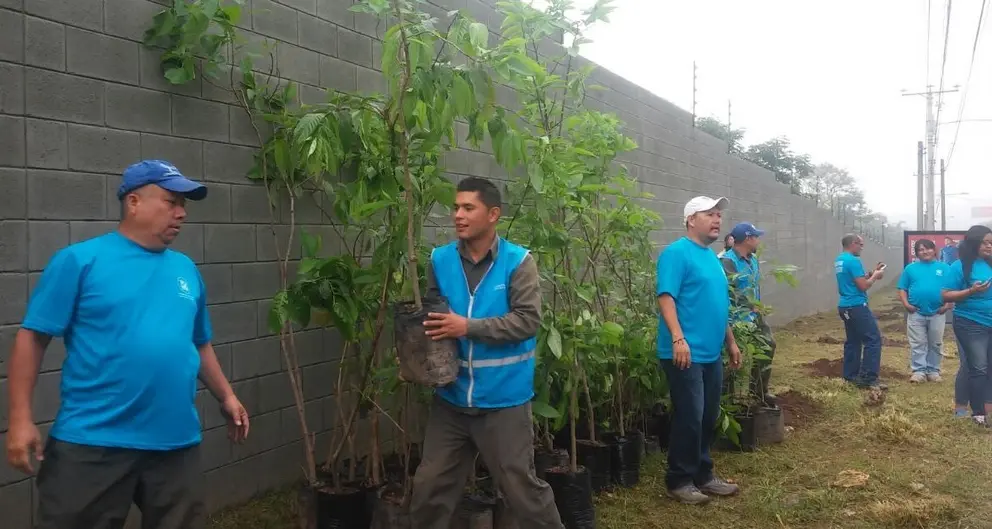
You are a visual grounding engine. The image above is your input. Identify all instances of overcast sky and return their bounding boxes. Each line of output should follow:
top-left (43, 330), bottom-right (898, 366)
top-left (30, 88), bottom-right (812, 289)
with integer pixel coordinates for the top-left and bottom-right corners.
top-left (575, 0), bottom-right (992, 230)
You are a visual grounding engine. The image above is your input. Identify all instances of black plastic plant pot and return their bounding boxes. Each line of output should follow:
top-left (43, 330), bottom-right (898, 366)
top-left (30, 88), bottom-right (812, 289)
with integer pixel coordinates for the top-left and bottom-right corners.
top-left (298, 483), bottom-right (372, 529)
top-left (534, 447), bottom-right (569, 479)
top-left (714, 412), bottom-right (757, 453)
top-left (651, 410), bottom-right (672, 451)
top-left (451, 494), bottom-right (496, 529)
top-left (369, 487), bottom-right (411, 529)
top-left (575, 440), bottom-right (611, 493)
top-left (393, 295), bottom-right (459, 387)
top-left (601, 431), bottom-right (643, 488)
top-left (643, 435), bottom-right (661, 455)
top-left (544, 466), bottom-right (596, 529)
top-left (754, 405), bottom-right (786, 446)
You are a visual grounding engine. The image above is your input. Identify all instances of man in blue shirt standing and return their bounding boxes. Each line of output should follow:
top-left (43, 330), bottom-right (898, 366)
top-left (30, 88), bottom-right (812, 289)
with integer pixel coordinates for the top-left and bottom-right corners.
top-left (941, 237), bottom-right (959, 264)
top-left (657, 196), bottom-right (742, 505)
top-left (720, 222), bottom-right (777, 405)
top-left (5, 160), bottom-right (250, 529)
top-left (835, 234), bottom-right (887, 390)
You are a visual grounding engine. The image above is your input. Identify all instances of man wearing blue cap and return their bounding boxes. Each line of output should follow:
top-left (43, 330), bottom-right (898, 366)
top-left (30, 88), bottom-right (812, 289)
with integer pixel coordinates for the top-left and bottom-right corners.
top-left (720, 222), bottom-right (776, 405)
top-left (5, 160), bottom-right (249, 529)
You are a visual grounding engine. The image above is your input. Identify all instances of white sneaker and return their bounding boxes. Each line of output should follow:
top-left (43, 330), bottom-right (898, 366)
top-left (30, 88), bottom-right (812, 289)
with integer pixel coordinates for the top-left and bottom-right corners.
top-left (910, 373), bottom-right (926, 383)
top-left (926, 373), bottom-right (942, 382)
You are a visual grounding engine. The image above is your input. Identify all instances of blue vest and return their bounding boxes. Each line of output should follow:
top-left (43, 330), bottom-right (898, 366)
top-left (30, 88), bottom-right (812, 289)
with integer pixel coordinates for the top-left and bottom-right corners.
top-left (723, 250), bottom-right (760, 322)
top-left (431, 238), bottom-right (537, 409)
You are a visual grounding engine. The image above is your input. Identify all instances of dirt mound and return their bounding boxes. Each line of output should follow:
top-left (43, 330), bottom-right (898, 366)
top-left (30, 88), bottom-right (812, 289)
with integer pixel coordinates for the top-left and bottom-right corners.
top-left (882, 336), bottom-right (909, 348)
top-left (816, 335), bottom-right (845, 344)
top-left (875, 311), bottom-right (905, 322)
top-left (883, 322), bottom-right (905, 333)
top-left (805, 358), bottom-right (903, 380)
top-left (777, 390), bottom-right (822, 428)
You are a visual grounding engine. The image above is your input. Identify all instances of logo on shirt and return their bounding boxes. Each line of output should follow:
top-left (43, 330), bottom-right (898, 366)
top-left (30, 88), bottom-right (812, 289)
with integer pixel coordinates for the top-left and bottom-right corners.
top-left (936, 269), bottom-right (944, 277)
top-left (177, 277), bottom-right (195, 303)
top-left (493, 284), bottom-right (506, 291)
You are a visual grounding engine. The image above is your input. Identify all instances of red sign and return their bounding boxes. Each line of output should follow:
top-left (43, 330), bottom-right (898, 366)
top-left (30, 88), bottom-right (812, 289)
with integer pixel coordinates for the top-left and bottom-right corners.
top-left (904, 231), bottom-right (966, 266)
top-left (972, 206), bottom-right (992, 218)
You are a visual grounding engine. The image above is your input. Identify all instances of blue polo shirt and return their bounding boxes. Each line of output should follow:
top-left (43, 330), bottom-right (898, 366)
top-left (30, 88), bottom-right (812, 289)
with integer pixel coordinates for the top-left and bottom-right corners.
top-left (945, 260), bottom-right (992, 327)
top-left (723, 249), bottom-right (760, 322)
top-left (21, 231), bottom-right (212, 450)
top-left (897, 260), bottom-right (950, 316)
top-left (835, 252), bottom-right (868, 308)
top-left (656, 237), bottom-right (729, 363)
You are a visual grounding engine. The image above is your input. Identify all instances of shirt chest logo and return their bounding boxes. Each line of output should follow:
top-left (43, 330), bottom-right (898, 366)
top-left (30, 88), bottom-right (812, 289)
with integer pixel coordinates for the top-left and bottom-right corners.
top-left (177, 276), bottom-right (196, 303)
top-left (936, 269), bottom-right (944, 277)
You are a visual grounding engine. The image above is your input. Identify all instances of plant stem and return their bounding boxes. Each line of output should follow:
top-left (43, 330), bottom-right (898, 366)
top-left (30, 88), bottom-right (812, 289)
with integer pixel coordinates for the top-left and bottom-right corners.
top-left (581, 365), bottom-right (595, 443)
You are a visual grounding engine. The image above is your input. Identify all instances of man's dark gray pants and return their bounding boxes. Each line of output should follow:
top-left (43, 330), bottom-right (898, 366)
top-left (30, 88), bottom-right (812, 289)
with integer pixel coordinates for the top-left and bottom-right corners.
top-left (410, 397), bottom-right (563, 529)
top-left (35, 438), bottom-right (204, 529)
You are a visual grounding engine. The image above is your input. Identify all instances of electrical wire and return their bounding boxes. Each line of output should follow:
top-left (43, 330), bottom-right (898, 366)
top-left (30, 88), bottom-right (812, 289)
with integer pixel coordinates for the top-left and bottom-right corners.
top-left (945, 0), bottom-right (988, 171)
top-left (934, 0), bottom-right (953, 148)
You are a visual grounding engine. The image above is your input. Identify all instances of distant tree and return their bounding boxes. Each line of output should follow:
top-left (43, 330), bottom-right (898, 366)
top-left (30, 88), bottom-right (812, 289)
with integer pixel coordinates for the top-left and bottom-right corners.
top-left (807, 163), bottom-right (857, 208)
top-left (695, 116), bottom-right (745, 154)
top-left (743, 136), bottom-right (812, 194)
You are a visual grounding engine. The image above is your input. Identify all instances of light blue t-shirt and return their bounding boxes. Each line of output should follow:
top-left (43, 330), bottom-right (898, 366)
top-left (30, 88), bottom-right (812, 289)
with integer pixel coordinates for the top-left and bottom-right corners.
top-left (835, 252), bottom-right (868, 308)
top-left (897, 260), bottom-right (950, 316)
top-left (945, 259), bottom-right (992, 327)
top-left (22, 231), bottom-right (212, 450)
top-left (656, 237), bottom-right (730, 363)
top-left (722, 250), bottom-right (760, 322)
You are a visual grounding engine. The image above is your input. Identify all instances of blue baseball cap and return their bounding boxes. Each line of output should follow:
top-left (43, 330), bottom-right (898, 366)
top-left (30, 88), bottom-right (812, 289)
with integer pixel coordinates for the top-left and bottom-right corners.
top-left (117, 160), bottom-right (208, 201)
top-left (729, 222), bottom-right (764, 241)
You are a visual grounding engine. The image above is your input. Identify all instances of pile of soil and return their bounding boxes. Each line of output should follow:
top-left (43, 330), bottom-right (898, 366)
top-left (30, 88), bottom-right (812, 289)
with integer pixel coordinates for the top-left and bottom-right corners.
top-left (804, 358), bottom-right (903, 380)
top-left (883, 322), bottom-right (905, 333)
top-left (882, 336), bottom-right (909, 348)
top-left (815, 335), bottom-right (844, 345)
top-left (776, 390), bottom-right (822, 428)
top-left (874, 311), bottom-right (904, 322)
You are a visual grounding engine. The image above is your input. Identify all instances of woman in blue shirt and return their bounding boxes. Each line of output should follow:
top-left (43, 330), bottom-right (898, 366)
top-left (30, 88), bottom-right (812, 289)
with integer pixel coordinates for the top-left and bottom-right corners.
top-left (942, 225), bottom-right (992, 426)
top-left (898, 239), bottom-right (952, 383)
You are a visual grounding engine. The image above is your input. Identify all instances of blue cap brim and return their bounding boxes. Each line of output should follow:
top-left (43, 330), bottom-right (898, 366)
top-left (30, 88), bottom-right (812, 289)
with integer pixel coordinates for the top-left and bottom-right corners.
top-left (753, 229), bottom-right (765, 237)
top-left (158, 176), bottom-right (208, 201)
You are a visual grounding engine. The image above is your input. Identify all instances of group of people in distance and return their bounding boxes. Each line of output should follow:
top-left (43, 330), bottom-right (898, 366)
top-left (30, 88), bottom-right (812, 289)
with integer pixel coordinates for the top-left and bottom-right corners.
top-left (8, 155), bottom-right (990, 529)
top-left (896, 226), bottom-right (992, 426)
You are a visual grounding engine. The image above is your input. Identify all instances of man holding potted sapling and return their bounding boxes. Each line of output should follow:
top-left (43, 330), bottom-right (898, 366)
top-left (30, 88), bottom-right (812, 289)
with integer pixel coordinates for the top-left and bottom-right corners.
top-left (411, 177), bottom-right (563, 528)
top-left (655, 196), bottom-right (742, 505)
top-left (720, 222), bottom-right (777, 406)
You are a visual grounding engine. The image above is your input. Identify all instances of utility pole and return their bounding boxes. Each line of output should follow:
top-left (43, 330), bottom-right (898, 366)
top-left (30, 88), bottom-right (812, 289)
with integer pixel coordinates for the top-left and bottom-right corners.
top-left (940, 158), bottom-right (946, 230)
top-left (903, 85), bottom-right (959, 230)
top-left (917, 141), bottom-right (925, 230)
top-left (691, 61), bottom-right (697, 127)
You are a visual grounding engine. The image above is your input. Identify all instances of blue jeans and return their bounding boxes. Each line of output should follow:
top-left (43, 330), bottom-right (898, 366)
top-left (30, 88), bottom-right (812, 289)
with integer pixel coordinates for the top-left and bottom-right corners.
top-left (951, 315), bottom-right (992, 416)
top-left (661, 359), bottom-right (722, 490)
top-left (906, 312), bottom-right (946, 375)
top-left (838, 305), bottom-right (882, 384)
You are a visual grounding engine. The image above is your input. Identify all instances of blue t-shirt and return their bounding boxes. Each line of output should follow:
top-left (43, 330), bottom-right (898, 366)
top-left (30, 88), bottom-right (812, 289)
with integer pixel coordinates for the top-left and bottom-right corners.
top-left (945, 259), bottom-right (992, 327)
top-left (897, 260), bottom-right (950, 316)
top-left (21, 231), bottom-right (212, 450)
top-left (835, 252), bottom-right (868, 308)
top-left (656, 237), bottom-right (730, 363)
top-left (941, 245), bottom-right (959, 264)
top-left (722, 250), bottom-right (760, 322)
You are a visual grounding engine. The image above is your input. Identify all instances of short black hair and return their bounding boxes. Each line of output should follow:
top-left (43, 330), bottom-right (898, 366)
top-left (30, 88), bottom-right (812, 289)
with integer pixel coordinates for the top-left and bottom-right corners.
top-left (914, 238), bottom-right (936, 256)
top-left (456, 177), bottom-right (502, 209)
top-left (841, 233), bottom-right (861, 248)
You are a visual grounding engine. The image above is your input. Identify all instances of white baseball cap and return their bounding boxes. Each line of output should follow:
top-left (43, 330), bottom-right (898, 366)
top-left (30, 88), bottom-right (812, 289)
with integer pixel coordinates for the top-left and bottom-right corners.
top-left (684, 196), bottom-right (729, 222)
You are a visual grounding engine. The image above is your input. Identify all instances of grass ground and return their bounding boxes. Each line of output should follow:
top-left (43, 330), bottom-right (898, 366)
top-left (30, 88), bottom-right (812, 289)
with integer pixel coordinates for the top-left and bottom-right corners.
top-left (208, 289), bottom-right (992, 529)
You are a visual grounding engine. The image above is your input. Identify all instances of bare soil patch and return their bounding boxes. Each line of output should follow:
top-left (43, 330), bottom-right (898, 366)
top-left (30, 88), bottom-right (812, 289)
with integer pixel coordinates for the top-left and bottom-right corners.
top-left (776, 390), bottom-right (822, 428)
top-left (804, 358), bottom-right (903, 380)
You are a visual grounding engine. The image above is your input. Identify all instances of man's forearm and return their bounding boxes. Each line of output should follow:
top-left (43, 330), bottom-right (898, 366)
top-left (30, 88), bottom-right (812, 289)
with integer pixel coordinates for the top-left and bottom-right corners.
top-left (724, 324), bottom-right (736, 347)
top-left (198, 343), bottom-right (235, 402)
top-left (8, 330), bottom-right (49, 424)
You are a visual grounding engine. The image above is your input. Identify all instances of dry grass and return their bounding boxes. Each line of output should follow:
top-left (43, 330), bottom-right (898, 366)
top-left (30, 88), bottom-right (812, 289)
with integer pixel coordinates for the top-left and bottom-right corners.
top-left (209, 289), bottom-right (992, 529)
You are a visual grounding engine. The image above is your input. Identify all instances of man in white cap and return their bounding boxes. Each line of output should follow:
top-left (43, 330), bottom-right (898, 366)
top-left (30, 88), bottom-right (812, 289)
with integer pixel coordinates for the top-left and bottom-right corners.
top-left (655, 196), bottom-right (742, 505)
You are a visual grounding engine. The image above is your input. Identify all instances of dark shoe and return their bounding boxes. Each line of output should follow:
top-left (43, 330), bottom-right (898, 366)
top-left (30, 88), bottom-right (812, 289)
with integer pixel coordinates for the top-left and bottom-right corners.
top-left (697, 477), bottom-right (740, 497)
top-left (666, 484), bottom-right (712, 505)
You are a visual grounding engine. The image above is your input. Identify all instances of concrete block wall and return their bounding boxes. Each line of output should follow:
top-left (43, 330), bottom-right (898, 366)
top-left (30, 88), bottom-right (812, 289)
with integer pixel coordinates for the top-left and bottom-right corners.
top-left (0, 0), bottom-right (900, 525)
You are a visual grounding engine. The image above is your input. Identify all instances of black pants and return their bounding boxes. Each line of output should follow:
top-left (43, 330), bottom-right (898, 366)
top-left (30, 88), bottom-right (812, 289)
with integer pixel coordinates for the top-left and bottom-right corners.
top-left (750, 320), bottom-right (777, 400)
top-left (35, 438), bottom-right (205, 529)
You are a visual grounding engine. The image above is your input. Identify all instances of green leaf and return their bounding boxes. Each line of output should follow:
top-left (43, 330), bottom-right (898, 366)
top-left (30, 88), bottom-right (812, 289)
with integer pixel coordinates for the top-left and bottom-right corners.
top-left (528, 162), bottom-right (544, 193)
top-left (532, 401), bottom-right (561, 419)
top-left (547, 326), bottom-right (562, 358)
top-left (468, 22), bottom-right (488, 50)
top-left (300, 231), bottom-right (321, 258)
top-left (164, 65), bottom-right (193, 85)
top-left (294, 113), bottom-right (323, 143)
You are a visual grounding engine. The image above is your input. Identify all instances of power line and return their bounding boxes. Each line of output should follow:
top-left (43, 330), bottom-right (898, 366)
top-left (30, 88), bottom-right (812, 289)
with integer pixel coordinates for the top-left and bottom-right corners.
top-left (945, 0), bottom-right (988, 171)
top-left (934, 0), bottom-right (953, 148)
top-left (927, 0), bottom-right (932, 86)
